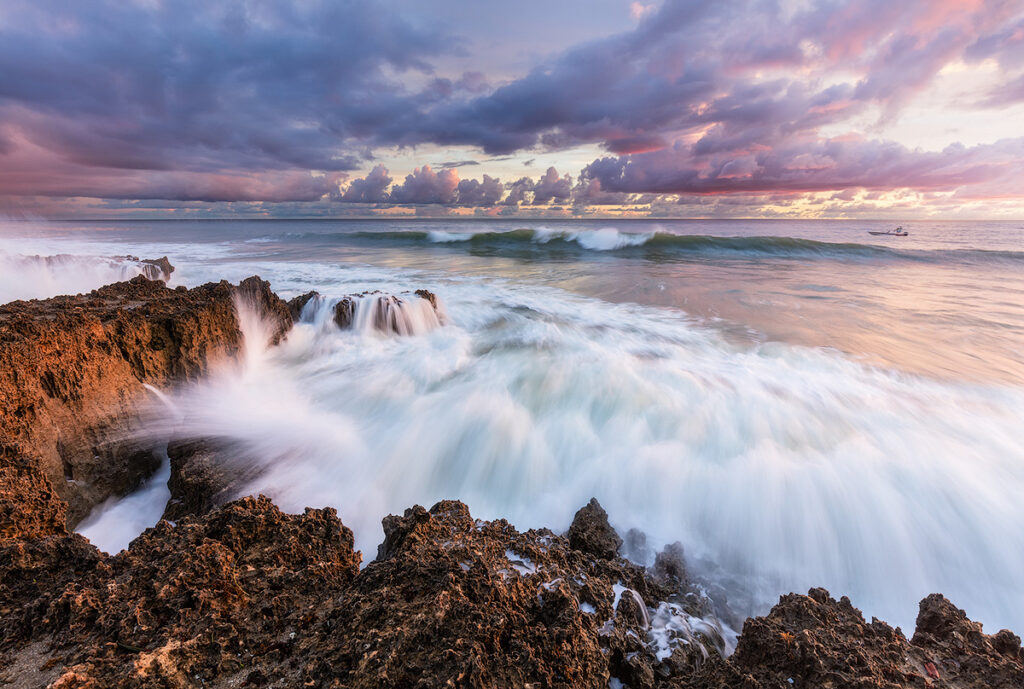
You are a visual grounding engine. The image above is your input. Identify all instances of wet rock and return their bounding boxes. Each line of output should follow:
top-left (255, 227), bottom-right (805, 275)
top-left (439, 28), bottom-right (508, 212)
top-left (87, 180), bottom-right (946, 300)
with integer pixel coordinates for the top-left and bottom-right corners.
top-left (568, 497), bottom-right (622, 560)
top-left (710, 587), bottom-right (1024, 689)
top-left (162, 440), bottom-right (243, 521)
top-left (622, 527), bottom-right (654, 565)
top-left (651, 541), bottom-right (688, 591)
top-left (333, 295), bottom-right (357, 329)
top-left (286, 290), bottom-right (320, 321)
top-left (139, 256), bottom-right (174, 282)
top-left (414, 288), bottom-right (439, 310)
top-left (17, 496), bottom-right (361, 688)
top-left (332, 289), bottom-right (445, 335)
top-left (0, 275), bottom-right (291, 526)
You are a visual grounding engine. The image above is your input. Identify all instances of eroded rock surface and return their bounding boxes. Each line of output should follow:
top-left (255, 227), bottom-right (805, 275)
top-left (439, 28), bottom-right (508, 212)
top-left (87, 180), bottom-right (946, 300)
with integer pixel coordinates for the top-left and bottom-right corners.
top-left (1, 272), bottom-right (1021, 689)
top-left (681, 587), bottom-right (1024, 689)
top-left (2, 494), bottom-right (1018, 689)
top-left (0, 275), bottom-right (290, 527)
top-left (1, 498), bottom-right (733, 689)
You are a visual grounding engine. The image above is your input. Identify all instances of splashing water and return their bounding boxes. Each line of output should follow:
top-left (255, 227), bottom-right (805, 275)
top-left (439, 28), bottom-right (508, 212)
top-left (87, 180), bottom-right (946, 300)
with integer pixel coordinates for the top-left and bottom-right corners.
top-left (107, 276), bottom-right (1024, 635)
top-left (0, 250), bottom-right (169, 303)
top-left (328, 291), bottom-right (447, 336)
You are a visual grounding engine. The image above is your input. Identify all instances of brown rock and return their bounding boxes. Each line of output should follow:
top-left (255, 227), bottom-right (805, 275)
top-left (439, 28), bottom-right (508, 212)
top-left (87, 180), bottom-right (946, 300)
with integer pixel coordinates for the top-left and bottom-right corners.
top-left (0, 275), bottom-right (291, 527)
top-left (139, 256), bottom-right (174, 282)
top-left (286, 290), bottom-right (320, 321)
top-left (568, 497), bottom-right (622, 560)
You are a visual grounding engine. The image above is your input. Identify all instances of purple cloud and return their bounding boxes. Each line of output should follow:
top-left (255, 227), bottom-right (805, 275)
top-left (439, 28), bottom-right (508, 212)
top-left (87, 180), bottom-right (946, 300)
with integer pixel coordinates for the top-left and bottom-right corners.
top-left (0, 0), bottom-right (1022, 213)
top-left (338, 165), bottom-right (392, 203)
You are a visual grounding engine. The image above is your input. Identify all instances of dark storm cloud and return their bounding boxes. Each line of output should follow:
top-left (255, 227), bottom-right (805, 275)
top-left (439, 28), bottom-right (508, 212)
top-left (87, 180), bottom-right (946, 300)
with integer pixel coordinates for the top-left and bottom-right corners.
top-left (0, 0), bottom-right (449, 199)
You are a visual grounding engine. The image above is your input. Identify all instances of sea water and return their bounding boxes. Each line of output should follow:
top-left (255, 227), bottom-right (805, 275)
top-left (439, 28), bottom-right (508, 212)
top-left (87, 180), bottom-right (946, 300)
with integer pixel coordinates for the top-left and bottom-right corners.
top-left (2, 217), bottom-right (1023, 635)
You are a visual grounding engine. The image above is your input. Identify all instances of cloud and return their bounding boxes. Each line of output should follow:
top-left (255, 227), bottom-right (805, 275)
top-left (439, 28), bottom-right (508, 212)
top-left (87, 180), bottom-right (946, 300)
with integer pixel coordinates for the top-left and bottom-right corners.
top-left (1, 0), bottom-right (1023, 213)
top-left (338, 165), bottom-right (392, 203)
top-left (579, 136), bottom-right (1024, 196)
top-left (388, 165), bottom-right (460, 204)
top-left (531, 167), bottom-right (572, 204)
top-left (0, 0), bottom-right (450, 195)
top-left (455, 175), bottom-right (504, 206)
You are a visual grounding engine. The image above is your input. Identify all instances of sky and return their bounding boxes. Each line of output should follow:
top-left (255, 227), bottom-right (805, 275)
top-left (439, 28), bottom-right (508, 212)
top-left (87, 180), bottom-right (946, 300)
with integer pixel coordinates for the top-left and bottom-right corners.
top-left (1, 0), bottom-right (1024, 219)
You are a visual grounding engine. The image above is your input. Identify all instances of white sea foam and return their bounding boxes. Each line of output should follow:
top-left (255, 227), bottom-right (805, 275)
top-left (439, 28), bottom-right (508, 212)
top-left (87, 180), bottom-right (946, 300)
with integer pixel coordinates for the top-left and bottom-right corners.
top-left (0, 250), bottom-right (166, 303)
top-left (423, 227), bottom-right (654, 250)
top-left (568, 228), bottom-right (652, 250)
top-left (5, 220), bottom-right (1021, 642)
top-left (77, 450), bottom-right (171, 554)
top-left (427, 230), bottom-right (476, 243)
top-left (87, 267), bottom-right (1024, 638)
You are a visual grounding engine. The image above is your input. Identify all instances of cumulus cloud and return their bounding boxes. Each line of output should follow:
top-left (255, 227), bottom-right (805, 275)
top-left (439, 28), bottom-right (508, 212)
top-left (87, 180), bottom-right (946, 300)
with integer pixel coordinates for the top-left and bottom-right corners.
top-left (388, 166), bottom-right (460, 204)
top-left (456, 175), bottom-right (504, 206)
top-left (531, 167), bottom-right (572, 204)
top-left (338, 165), bottom-right (392, 203)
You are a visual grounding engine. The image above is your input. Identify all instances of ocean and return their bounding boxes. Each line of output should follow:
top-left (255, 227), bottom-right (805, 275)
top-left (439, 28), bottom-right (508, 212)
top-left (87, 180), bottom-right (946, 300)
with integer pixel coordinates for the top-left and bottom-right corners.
top-left (2, 217), bottom-right (1023, 635)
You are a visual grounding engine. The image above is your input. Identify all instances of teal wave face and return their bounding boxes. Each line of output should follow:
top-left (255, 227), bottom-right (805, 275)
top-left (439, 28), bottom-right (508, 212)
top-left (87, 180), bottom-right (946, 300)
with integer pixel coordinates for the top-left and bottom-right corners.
top-left (272, 228), bottom-right (1024, 265)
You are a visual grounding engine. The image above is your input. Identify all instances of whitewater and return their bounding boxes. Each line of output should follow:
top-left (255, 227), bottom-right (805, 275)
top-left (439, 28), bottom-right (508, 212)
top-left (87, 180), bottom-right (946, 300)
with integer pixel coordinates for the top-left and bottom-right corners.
top-left (2, 218), bottom-right (1023, 637)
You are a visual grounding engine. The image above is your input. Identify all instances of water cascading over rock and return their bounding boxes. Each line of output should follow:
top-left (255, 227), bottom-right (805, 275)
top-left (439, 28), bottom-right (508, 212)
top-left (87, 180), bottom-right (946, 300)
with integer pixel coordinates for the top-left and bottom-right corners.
top-left (288, 289), bottom-right (447, 336)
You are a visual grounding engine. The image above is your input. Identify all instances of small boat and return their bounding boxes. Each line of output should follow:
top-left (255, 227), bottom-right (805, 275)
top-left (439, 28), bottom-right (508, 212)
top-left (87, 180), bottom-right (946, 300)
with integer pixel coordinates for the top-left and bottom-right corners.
top-left (868, 226), bottom-right (908, 236)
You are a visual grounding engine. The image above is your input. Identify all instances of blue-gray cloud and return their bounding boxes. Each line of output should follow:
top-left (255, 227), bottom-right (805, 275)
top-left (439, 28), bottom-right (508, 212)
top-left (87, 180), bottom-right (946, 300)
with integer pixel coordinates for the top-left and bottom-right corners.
top-left (1, 0), bottom-right (1023, 208)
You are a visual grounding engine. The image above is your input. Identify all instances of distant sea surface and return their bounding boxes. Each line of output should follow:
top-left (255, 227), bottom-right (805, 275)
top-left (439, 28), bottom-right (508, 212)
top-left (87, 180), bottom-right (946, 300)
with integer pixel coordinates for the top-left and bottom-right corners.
top-left (3, 218), bottom-right (1024, 635)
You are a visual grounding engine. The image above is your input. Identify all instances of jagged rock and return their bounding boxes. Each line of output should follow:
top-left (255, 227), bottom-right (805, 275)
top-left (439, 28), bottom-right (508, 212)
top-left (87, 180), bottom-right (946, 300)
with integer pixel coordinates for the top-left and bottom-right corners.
top-left (0, 275), bottom-right (291, 526)
top-left (4, 496), bottom-right (361, 688)
top-left (139, 256), bottom-right (174, 282)
top-left (2, 270), bottom-right (1021, 689)
top-left (622, 527), bottom-right (654, 565)
top-left (693, 587), bottom-right (1024, 689)
top-left (414, 288), bottom-right (439, 310)
top-left (162, 440), bottom-right (234, 521)
top-left (286, 290), bottom-right (320, 321)
top-left (1, 498), bottom-right (732, 688)
top-left (332, 289), bottom-right (445, 335)
top-left (0, 443), bottom-right (67, 541)
top-left (651, 541), bottom-right (688, 591)
top-left (333, 295), bottom-right (357, 329)
top-left (568, 497), bottom-right (622, 560)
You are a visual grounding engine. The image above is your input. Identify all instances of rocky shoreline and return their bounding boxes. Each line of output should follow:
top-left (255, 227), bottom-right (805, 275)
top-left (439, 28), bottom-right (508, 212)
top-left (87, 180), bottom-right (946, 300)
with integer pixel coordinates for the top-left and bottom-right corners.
top-left (1, 269), bottom-right (1021, 688)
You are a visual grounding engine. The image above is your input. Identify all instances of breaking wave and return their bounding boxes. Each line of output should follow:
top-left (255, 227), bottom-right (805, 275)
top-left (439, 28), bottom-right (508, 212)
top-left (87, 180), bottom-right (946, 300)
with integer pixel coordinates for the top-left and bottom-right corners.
top-left (266, 228), bottom-right (1024, 264)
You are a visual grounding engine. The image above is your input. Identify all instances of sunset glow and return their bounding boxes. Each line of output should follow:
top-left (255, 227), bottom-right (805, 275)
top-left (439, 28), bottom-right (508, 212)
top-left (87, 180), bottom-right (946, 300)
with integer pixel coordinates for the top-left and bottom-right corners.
top-left (1, 0), bottom-right (1023, 218)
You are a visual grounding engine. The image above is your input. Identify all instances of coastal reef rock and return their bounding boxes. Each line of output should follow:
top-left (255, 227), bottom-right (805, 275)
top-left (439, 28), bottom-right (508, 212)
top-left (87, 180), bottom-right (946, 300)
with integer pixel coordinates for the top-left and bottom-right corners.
top-left (285, 288), bottom-right (445, 335)
top-left (112, 255), bottom-right (175, 282)
top-left (1, 271), bottom-right (1021, 688)
top-left (687, 587), bottom-right (1024, 689)
top-left (2, 497), bottom-right (1020, 688)
top-left (568, 497), bottom-right (624, 560)
top-left (0, 274), bottom-right (291, 527)
top-left (0, 498), bottom-right (734, 688)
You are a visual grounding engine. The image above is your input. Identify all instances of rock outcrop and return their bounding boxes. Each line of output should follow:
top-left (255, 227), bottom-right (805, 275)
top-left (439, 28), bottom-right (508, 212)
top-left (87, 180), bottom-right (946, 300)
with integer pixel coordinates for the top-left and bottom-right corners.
top-left (2, 494), bottom-right (1020, 688)
top-left (568, 497), bottom-right (623, 560)
top-left (1, 271), bottom-right (1021, 689)
top-left (682, 587), bottom-right (1024, 688)
top-left (0, 275), bottom-right (290, 527)
top-left (1, 498), bottom-right (734, 688)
